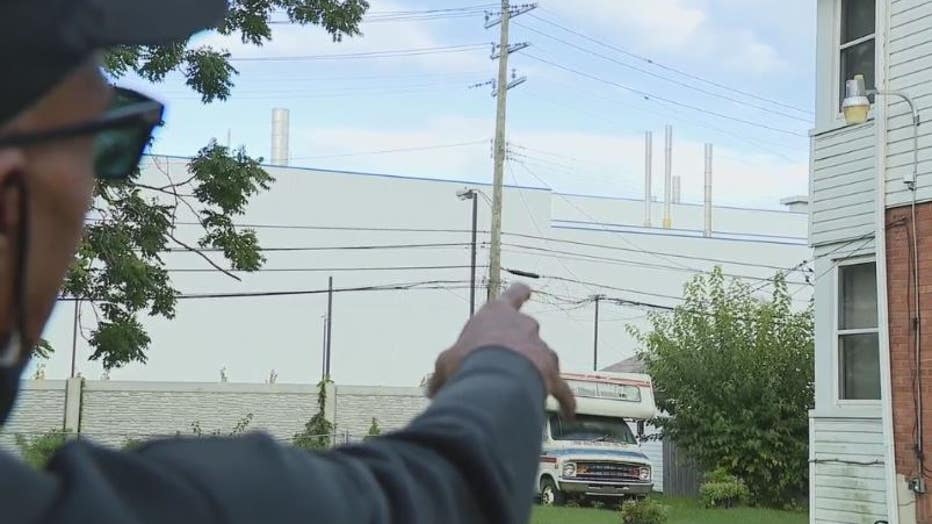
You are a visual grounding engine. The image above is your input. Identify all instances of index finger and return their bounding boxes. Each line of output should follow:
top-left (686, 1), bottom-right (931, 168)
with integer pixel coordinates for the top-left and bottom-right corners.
top-left (551, 376), bottom-right (577, 421)
top-left (499, 283), bottom-right (532, 310)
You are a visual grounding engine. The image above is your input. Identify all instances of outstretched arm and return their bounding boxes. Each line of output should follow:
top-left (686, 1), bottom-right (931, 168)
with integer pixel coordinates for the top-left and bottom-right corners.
top-left (29, 348), bottom-right (543, 524)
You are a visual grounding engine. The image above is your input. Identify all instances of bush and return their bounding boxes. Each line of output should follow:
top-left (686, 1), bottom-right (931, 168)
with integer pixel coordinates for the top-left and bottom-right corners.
top-left (365, 417), bottom-right (381, 440)
top-left (15, 430), bottom-right (69, 469)
top-left (632, 268), bottom-right (813, 507)
top-left (619, 498), bottom-right (669, 524)
top-left (293, 380), bottom-right (333, 450)
top-left (700, 468), bottom-right (750, 508)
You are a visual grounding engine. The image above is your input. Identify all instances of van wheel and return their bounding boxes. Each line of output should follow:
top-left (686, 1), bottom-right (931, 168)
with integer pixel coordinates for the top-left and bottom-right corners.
top-left (540, 477), bottom-right (565, 506)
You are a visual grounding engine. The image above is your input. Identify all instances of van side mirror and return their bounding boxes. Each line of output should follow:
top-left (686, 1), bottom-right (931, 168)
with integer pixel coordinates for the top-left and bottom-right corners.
top-left (636, 421), bottom-right (645, 438)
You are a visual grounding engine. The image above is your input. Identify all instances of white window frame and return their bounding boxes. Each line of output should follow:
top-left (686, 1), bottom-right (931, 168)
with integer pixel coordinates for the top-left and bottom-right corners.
top-left (832, 0), bottom-right (877, 122)
top-left (832, 256), bottom-right (881, 406)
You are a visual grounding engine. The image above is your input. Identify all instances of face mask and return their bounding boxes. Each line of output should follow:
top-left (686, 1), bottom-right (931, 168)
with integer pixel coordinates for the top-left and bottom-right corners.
top-left (0, 173), bottom-right (30, 426)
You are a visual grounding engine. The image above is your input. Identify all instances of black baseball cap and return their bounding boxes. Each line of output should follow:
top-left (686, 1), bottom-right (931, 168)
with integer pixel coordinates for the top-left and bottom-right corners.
top-left (0, 0), bottom-right (228, 124)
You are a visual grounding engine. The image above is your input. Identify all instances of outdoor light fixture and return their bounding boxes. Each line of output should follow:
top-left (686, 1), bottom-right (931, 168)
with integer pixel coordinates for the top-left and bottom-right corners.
top-left (841, 75), bottom-right (872, 125)
top-left (842, 74), bottom-right (922, 187)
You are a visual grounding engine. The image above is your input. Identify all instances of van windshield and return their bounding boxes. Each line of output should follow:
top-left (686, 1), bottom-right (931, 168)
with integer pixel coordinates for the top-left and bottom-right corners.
top-left (548, 413), bottom-right (637, 445)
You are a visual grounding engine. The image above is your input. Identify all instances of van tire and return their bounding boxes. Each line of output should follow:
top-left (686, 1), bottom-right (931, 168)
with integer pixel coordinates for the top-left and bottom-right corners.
top-left (539, 477), bottom-right (565, 506)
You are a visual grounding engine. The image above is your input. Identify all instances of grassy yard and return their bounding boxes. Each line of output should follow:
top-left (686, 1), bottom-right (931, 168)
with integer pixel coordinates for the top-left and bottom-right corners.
top-left (531, 496), bottom-right (808, 524)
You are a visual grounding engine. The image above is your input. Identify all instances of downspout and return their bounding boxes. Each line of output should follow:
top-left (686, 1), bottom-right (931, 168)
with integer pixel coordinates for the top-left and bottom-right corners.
top-left (874, 0), bottom-right (900, 521)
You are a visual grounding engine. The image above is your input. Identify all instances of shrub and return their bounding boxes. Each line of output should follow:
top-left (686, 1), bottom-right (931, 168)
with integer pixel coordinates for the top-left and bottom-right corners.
top-left (122, 438), bottom-right (145, 450)
top-left (632, 268), bottom-right (813, 507)
top-left (15, 429), bottom-right (69, 469)
top-left (619, 498), bottom-right (669, 524)
top-left (293, 380), bottom-right (333, 450)
top-left (365, 417), bottom-right (381, 440)
top-left (190, 413), bottom-right (254, 437)
top-left (699, 468), bottom-right (750, 509)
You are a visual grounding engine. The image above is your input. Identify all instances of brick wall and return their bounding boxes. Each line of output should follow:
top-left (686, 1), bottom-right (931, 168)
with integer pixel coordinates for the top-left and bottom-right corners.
top-left (887, 202), bottom-right (932, 522)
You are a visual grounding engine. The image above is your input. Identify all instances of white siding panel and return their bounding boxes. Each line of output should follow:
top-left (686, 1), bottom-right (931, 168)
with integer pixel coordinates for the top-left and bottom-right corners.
top-left (811, 124), bottom-right (877, 247)
top-left (886, 1), bottom-right (932, 210)
top-left (810, 417), bottom-right (888, 524)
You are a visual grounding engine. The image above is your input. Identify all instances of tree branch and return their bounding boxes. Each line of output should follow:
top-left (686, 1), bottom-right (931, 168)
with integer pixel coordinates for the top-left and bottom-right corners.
top-left (167, 232), bottom-right (241, 282)
top-left (135, 183), bottom-right (195, 198)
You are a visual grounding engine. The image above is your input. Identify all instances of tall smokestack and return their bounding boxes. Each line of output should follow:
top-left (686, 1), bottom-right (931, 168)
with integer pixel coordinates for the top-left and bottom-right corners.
top-left (704, 143), bottom-right (713, 238)
top-left (663, 125), bottom-right (672, 229)
top-left (672, 176), bottom-right (682, 204)
top-left (644, 131), bottom-right (653, 227)
top-left (271, 108), bottom-right (290, 166)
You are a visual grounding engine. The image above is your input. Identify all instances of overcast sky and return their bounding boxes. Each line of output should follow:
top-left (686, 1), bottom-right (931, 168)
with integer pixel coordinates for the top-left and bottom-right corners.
top-left (119, 0), bottom-right (816, 209)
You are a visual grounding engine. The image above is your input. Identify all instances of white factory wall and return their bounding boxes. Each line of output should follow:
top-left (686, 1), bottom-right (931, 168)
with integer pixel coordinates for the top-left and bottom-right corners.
top-left (35, 156), bottom-right (812, 387)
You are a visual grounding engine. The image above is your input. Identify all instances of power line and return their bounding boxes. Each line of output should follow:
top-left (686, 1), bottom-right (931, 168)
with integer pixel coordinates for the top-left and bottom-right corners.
top-left (510, 160), bottom-right (699, 273)
top-left (522, 53), bottom-right (808, 138)
top-left (513, 20), bottom-right (811, 124)
top-left (501, 232), bottom-right (808, 272)
top-left (290, 139), bottom-right (489, 161)
top-left (529, 11), bottom-right (813, 116)
top-left (58, 280), bottom-right (474, 302)
top-left (168, 264), bottom-right (485, 274)
top-left (503, 243), bottom-right (810, 285)
top-left (163, 242), bottom-right (473, 253)
top-left (153, 222), bottom-right (808, 271)
top-left (526, 77), bottom-right (804, 163)
top-left (228, 43), bottom-right (488, 62)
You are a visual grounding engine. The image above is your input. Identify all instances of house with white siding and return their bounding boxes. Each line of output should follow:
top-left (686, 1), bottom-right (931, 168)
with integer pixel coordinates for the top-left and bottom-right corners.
top-left (809, 0), bottom-right (931, 522)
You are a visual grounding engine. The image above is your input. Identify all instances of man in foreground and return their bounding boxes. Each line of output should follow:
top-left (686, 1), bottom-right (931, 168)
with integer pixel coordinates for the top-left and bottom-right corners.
top-left (0, 0), bottom-right (575, 522)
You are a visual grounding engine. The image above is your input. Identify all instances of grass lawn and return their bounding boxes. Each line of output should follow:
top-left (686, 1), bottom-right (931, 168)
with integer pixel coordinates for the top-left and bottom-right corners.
top-left (531, 496), bottom-right (808, 524)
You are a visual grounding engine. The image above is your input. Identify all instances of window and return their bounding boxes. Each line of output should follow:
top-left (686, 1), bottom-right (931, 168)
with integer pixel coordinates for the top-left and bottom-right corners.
top-left (548, 414), bottom-right (637, 445)
top-left (838, 0), bottom-right (876, 111)
top-left (565, 379), bottom-right (642, 403)
top-left (837, 261), bottom-right (880, 400)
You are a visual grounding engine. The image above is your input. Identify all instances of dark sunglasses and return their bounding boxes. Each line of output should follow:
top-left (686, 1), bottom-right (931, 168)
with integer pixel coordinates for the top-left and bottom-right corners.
top-left (0, 87), bottom-right (164, 180)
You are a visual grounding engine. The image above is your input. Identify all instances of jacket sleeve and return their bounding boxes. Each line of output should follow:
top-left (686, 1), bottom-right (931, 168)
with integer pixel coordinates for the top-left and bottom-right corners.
top-left (20, 347), bottom-right (547, 524)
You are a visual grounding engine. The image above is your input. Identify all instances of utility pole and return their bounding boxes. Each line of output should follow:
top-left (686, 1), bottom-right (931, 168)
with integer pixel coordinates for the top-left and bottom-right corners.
top-left (321, 314), bottom-right (328, 382)
top-left (484, 1), bottom-right (534, 299)
top-left (70, 299), bottom-right (79, 378)
top-left (593, 295), bottom-right (603, 372)
top-left (469, 192), bottom-right (478, 315)
top-left (457, 189), bottom-right (479, 316)
top-left (325, 276), bottom-right (333, 380)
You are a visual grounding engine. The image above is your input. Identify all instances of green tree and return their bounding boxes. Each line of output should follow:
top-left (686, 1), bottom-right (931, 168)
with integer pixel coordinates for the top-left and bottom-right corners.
top-left (54, 1), bottom-right (369, 369)
top-left (293, 380), bottom-right (333, 450)
top-left (631, 268), bottom-right (814, 508)
top-left (14, 430), bottom-right (70, 469)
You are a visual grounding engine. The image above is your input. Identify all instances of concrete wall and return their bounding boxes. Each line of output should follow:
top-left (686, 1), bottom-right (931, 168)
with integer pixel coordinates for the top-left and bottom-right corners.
top-left (0, 381), bottom-right (67, 451)
top-left (2, 379), bottom-right (429, 449)
top-left (334, 385), bottom-right (429, 437)
top-left (79, 381), bottom-right (322, 447)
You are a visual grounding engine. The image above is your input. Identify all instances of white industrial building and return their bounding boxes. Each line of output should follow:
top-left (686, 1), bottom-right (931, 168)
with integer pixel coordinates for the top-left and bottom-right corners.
top-left (36, 150), bottom-right (812, 388)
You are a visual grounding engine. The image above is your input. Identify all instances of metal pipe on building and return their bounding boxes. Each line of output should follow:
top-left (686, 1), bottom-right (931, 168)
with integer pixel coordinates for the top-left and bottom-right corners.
top-left (271, 108), bottom-right (290, 166)
top-left (663, 125), bottom-right (672, 229)
top-left (672, 176), bottom-right (681, 204)
top-left (644, 131), bottom-right (652, 227)
top-left (704, 143), bottom-right (713, 238)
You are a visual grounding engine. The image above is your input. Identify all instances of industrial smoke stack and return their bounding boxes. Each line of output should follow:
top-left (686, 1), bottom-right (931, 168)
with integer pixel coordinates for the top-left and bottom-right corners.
top-left (704, 143), bottom-right (713, 238)
top-left (271, 108), bottom-right (290, 166)
top-left (663, 125), bottom-right (672, 228)
top-left (672, 176), bottom-right (681, 204)
top-left (644, 131), bottom-right (653, 227)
